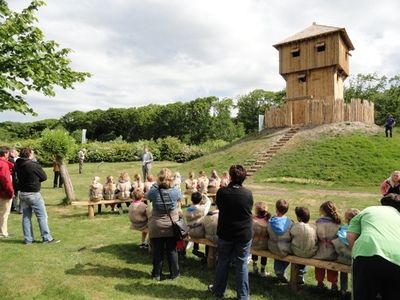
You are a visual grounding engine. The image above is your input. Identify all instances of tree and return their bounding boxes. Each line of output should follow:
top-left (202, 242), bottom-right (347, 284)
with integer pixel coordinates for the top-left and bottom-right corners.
top-left (236, 89), bottom-right (286, 133)
top-left (344, 73), bottom-right (400, 125)
top-left (40, 129), bottom-right (77, 203)
top-left (344, 73), bottom-right (387, 102)
top-left (0, 0), bottom-right (90, 114)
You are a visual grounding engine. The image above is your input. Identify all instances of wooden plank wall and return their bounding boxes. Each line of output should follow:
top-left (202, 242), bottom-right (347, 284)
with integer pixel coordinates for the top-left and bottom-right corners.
top-left (264, 98), bottom-right (374, 128)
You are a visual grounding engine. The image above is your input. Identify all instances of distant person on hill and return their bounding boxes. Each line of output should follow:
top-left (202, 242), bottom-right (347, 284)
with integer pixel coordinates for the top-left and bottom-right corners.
top-left (15, 148), bottom-right (59, 244)
top-left (208, 165), bottom-right (253, 300)
top-left (380, 170), bottom-right (400, 196)
top-left (141, 146), bottom-right (153, 181)
top-left (348, 193), bottom-right (400, 300)
top-left (385, 115), bottom-right (396, 138)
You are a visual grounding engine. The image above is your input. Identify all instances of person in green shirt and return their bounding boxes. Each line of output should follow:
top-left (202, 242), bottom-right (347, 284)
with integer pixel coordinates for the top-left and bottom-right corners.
top-left (347, 193), bottom-right (400, 300)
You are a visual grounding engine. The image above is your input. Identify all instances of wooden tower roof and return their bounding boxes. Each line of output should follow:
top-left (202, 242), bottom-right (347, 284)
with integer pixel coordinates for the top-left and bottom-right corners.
top-left (273, 22), bottom-right (355, 51)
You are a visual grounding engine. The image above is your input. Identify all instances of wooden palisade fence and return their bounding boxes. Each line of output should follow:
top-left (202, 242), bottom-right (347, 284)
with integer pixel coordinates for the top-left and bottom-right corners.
top-left (264, 97), bottom-right (374, 128)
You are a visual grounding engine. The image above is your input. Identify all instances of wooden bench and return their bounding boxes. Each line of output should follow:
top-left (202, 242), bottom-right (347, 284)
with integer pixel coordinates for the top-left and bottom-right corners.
top-left (71, 199), bottom-right (132, 218)
top-left (188, 237), bottom-right (351, 291)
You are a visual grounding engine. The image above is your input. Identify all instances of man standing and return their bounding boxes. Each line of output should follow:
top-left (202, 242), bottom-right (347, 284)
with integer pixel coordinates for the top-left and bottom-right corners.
top-left (385, 115), bottom-right (396, 138)
top-left (8, 148), bottom-right (20, 213)
top-left (78, 148), bottom-right (86, 174)
top-left (15, 148), bottom-right (59, 244)
top-left (141, 146), bottom-right (153, 181)
top-left (0, 146), bottom-right (14, 238)
top-left (209, 165), bottom-right (253, 300)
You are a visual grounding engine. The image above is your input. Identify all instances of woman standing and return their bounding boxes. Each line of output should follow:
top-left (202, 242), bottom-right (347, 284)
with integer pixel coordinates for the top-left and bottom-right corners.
top-left (146, 168), bottom-right (182, 281)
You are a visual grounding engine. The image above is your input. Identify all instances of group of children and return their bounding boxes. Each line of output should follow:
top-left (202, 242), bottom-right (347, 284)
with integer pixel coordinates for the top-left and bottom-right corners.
top-left (91, 169), bottom-right (356, 294)
top-left (88, 172), bottom-right (155, 212)
top-left (183, 170), bottom-right (230, 205)
top-left (251, 199), bottom-right (358, 295)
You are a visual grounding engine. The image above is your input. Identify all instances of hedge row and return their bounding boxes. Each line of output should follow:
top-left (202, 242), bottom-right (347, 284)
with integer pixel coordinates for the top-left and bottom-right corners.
top-left (2, 136), bottom-right (228, 165)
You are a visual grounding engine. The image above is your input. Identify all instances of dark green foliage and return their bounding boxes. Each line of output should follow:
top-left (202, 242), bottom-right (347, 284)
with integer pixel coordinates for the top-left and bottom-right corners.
top-left (344, 73), bottom-right (400, 125)
top-left (59, 96), bottom-right (244, 144)
top-left (236, 89), bottom-right (286, 133)
top-left (40, 128), bottom-right (77, 162)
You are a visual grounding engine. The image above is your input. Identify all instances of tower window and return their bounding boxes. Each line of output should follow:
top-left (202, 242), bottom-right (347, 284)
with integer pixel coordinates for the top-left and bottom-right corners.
top-left (316, 42), bottom-right (325, 52)
top-left (298, 74), bottom-right (307, 82)
top-left (291, 47), bottom-right (300, 57)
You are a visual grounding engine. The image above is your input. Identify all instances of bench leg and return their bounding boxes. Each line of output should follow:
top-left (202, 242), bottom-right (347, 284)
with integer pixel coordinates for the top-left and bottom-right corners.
top-left (289, 263), bottom-right (300, 291)
top-left (88, 205), bottom-right (95, 218)
top-left (207, 246), bottom-right (217, 269)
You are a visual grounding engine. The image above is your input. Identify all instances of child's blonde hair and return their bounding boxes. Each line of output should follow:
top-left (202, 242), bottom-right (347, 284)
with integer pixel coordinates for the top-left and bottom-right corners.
top-left (344, 208), bottom-right (360, 224)
top-left (119, 172), bottom-right (130, 182)
top-left (105, 175), bottom-right (114, 183)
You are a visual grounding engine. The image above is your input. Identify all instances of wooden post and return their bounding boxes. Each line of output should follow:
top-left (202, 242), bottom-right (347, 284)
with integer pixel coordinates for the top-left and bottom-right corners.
top-left (58, 158), bottom-right (76, 203)
top-left (88, 205), bottom-right (95, 218)
top-left (289, 263), bottom-right (300, 291)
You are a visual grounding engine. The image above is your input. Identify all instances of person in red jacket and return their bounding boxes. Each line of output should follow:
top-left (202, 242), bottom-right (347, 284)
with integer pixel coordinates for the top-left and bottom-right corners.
top-left (0, 146), bottom-right (14, 238)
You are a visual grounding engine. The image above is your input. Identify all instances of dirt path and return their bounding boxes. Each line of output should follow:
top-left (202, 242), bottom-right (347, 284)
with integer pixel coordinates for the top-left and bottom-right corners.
top-left (246, 183), bottom-right (378, 199)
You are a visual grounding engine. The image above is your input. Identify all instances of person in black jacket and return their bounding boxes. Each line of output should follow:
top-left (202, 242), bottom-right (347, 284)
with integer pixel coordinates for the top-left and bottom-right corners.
top-left (15, 148), bottom-right (59, 245)
top-left (209, 165), bottom-right (253, 300)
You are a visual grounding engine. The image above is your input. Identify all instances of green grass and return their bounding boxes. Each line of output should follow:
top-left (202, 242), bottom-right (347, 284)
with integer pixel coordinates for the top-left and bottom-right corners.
top-left (0, 126), bottom-right (391, 299)
top-left (255, 132), bottom-right (400, 187)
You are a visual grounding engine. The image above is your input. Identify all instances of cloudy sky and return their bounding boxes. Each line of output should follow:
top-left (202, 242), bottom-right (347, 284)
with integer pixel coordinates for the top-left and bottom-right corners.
top-left (1, 0), bottom-right (399, 122)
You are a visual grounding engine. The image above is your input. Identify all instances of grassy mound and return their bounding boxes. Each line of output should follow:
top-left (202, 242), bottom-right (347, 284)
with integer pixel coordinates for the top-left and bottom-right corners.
top-left (179, 122), bottom-right (395, 188)
top-left (254, 124), bottom-right (397, 187)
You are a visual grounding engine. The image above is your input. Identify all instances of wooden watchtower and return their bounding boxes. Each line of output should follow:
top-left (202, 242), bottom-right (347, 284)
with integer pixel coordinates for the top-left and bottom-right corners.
top-left (273, 22), bottom-right (354, 101)
top-left (265, 23), bottom-right (373, 128)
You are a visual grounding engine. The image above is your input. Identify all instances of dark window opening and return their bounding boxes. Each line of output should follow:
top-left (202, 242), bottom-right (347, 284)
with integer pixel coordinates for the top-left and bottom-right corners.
top-left (298, 74), bottom-right (307, 82)
top-left (316, 42), bottom-right (325, 52)
top-left (291, 47), bottom-right (300, 57)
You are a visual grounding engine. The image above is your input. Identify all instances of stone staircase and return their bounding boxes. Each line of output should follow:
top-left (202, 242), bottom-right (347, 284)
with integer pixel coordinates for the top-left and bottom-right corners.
top-left (246, 126), bottom-right (301, 177)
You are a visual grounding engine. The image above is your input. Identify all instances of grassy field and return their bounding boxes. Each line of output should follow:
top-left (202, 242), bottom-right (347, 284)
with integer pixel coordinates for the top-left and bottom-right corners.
top-left (0, 123), bottom-right (391, 299)
top-left (0, 160), bottom-right (380, 300)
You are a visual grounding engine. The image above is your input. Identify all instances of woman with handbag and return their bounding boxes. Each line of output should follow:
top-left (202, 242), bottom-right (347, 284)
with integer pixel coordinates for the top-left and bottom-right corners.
top-left (146, 168), bottom-right (182, 281)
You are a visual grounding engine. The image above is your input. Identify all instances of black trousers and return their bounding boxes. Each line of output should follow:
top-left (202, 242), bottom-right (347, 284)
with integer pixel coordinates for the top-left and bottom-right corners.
top-left (53, 171), bottom-right (63, 187)
top-left (151, 237), bottom-right (179, 278)
top-left (385, 126), bottom-right (393, 137)
top-left (353, 255), bottom-right (400, 300)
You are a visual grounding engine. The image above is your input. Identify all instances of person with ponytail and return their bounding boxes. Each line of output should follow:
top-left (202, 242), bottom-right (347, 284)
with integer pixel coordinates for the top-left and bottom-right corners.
top-left (313, 201), bottom-right (341, 291)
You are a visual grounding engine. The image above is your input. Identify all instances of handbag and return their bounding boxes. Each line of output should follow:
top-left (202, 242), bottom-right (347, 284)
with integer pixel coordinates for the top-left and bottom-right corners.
top-left (158, 188), bottom-right (189, 240)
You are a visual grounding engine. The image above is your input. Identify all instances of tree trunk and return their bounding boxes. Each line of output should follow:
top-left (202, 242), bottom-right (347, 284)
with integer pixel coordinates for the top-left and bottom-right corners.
top-left (57, 159), bottom-right (76, 203)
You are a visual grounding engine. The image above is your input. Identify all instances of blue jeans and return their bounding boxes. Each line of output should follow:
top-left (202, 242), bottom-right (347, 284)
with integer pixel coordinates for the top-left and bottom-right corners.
top-left (213, 238), bottom-right (252, 300)
top-left (20, 192), bottom-right (53, 243)
top-left (274, 259), bottom-right (290, 276)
